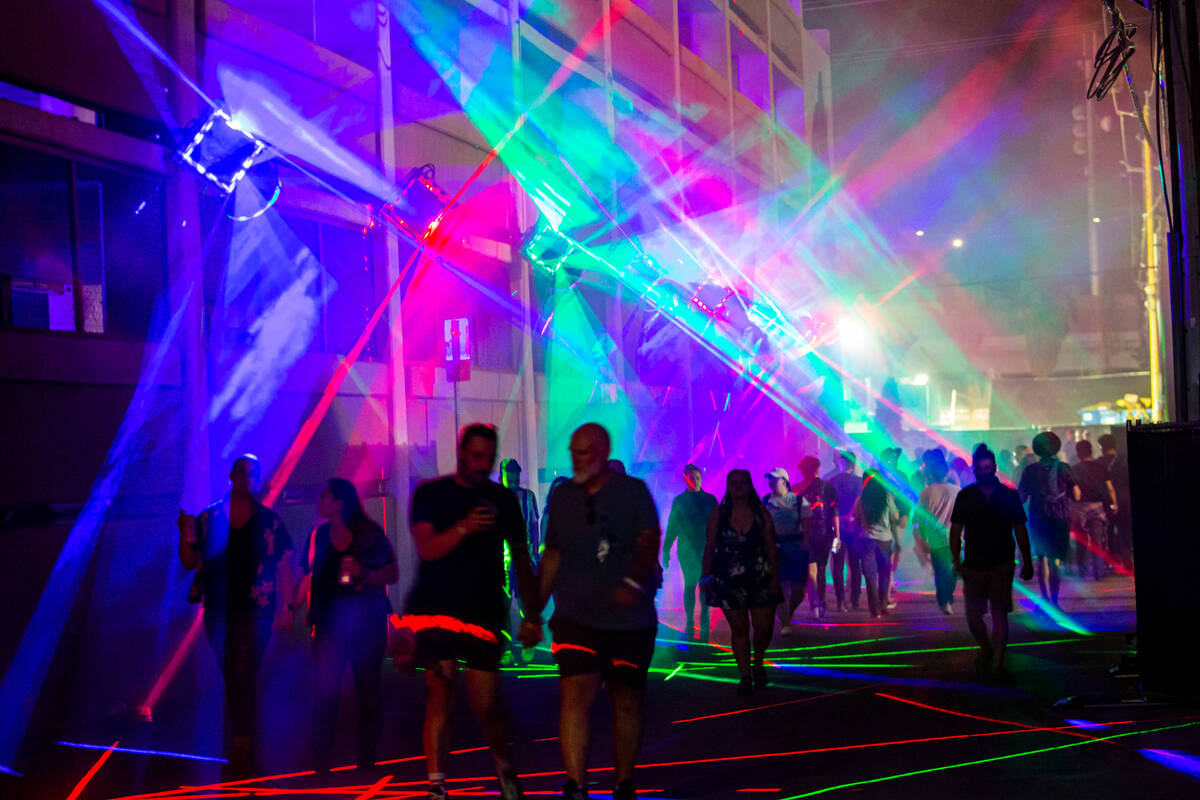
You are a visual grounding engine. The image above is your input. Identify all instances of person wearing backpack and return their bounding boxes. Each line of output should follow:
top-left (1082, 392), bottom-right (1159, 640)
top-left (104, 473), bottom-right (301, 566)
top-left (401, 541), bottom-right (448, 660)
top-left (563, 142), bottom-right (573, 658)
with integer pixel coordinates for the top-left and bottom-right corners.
top-left (1017, 432), bottom-right (1080, 608)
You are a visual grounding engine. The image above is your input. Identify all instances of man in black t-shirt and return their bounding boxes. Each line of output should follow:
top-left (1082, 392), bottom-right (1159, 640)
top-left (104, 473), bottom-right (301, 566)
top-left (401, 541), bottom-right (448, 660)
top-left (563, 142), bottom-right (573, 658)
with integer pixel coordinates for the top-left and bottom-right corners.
top-left (949, 445), bottom-right (1033, 679)
top-left (536, 423), bottom-right (661, 800)
top-left (177, 454), bottom-right (293, 769)
top-left (400, 424), bottom-right (539, 800)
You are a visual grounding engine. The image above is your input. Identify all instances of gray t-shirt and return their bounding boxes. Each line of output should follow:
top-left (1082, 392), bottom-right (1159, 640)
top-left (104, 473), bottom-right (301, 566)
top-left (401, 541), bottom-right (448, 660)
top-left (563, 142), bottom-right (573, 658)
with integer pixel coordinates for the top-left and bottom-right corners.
top-left (545, 473), bottom-right (661, 631)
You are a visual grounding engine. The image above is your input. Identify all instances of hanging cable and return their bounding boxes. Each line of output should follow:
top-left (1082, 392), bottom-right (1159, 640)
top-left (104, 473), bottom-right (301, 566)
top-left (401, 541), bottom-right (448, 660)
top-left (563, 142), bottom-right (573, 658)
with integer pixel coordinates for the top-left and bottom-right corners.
top-left (1088, 0), bottom-right (1138, 100)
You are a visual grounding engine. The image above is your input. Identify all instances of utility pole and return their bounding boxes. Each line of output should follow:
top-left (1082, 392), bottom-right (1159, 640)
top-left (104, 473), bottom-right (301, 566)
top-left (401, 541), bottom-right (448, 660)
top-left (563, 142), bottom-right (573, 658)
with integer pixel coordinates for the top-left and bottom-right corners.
top-left (1142, 94), bottom-right (1164, 421)
top-left (1084, 33), bottom-right (1101, 299)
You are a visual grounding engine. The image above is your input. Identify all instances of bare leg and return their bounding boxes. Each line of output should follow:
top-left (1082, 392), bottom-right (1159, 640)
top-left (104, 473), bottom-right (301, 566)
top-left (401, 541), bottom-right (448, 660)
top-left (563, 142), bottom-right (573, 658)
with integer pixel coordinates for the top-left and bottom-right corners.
top-left (1048, 559), bottom-right (1062, 605)
top-left (608, 682), bottom-right (645, 785)
top-left (749, 607), bottom-right (774, 672)
top-left (463, 669), bottom-right (514, 774)
top-left (966, 608), bottom-right (991, 653)
top-left (1036, 556), bottom-right (1050, 601)
top-left (560, 673), bottom-right (602, 785)
top-left (991, 612), bottom-right (1010, 669)
top-left (778, 582), bottom-right (804, 628)
top-left (723, 609), bottom-right (752, 676)
top-left (805, 562), bottom-right (821, 611)
top-left (423, 661), bottom-right (457, 778)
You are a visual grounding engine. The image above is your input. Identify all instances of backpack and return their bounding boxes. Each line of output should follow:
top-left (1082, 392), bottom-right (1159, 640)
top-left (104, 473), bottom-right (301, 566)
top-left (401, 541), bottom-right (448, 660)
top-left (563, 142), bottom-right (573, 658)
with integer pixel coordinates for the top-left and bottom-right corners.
top-left (1040, 462), bottom-right (1070, 521)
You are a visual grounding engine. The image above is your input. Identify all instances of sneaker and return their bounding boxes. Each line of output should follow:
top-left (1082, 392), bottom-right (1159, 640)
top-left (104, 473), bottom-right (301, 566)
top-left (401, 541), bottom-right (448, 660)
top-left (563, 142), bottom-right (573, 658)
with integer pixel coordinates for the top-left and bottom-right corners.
top-left (613, 779), bottom-right (637, 800)
top-left (737, 676), bottom-right (754, 696)
top-left (499, 770), bottom-right (526, 800)
top-left (752, 668), bottom-right (768, 691)
top-left (562, 778), bottom-right (588, 799)
top-left (427, 785), bottom-right (448, 800)
top-left (886, 600), bottom-right (898, 611)
top-left (779, 624), bottom-right (793, 635)
top-left (836, 602), bottom-right (847, 612)
top-left (940, 603), bottom-right (953, 615)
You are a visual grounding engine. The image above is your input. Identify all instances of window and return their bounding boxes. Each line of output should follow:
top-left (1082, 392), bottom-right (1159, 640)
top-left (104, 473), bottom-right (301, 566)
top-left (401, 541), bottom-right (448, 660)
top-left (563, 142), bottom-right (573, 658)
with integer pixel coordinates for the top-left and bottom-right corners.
top-left (0, 142), bottom-right (165, 337)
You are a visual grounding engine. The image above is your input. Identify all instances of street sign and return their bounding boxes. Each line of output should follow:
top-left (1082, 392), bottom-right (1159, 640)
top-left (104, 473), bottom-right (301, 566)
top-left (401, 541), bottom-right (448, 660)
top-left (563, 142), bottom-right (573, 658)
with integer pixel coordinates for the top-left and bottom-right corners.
top-left (443, 317), bottom-right (470, 382)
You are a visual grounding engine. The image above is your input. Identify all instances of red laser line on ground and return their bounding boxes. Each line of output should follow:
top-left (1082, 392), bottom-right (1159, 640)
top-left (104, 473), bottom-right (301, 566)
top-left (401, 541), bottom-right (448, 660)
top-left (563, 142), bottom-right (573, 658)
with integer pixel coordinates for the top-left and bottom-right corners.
top-left (502, 723), bottom-right (1138, 781)
top-left (672, 685), bottom-right (872, 724)
top-left (874, 693), bottom-right (1109, 743)
top-left (65, 739), bottom-right (119, 800)
top-left (353, 775), bottom-right (395, 800)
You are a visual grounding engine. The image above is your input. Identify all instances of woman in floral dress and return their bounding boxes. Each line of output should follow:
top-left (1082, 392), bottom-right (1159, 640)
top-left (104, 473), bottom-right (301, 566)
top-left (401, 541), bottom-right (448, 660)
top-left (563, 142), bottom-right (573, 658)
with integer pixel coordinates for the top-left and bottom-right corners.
top-left (702, 469), bottom-right (782, 696)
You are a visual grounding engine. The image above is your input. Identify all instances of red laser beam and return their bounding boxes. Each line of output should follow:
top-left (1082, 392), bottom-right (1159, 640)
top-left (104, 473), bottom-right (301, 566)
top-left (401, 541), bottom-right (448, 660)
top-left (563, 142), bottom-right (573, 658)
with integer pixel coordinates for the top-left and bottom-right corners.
top-left (1069, 529), bottom-right (1133, 577)
top-left (874, 693), bottom-right (1109, 743)
top-left (139, 608), bottom-right (205, 720)
top-left (353, 775), bottom-right (395, 800)
top-left (65, 739), bottom-right (119, 800)
top-left (672, 686), bottom-right (872, 724)
top-left (262, 3), bottom-right (633, 510)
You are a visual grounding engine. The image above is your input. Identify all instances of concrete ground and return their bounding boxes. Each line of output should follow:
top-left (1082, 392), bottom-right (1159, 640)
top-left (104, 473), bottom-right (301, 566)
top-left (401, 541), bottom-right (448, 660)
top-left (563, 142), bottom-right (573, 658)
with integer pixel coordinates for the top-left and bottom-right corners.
top-left (6, 572), bottom-right (1200, 799)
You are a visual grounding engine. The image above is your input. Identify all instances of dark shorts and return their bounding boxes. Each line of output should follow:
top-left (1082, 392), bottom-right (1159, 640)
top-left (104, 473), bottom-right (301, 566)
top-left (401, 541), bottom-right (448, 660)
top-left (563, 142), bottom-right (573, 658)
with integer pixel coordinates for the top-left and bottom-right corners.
top-left (1028, 516), bottom-right (1071, 561)
top-left (411, 624), bottom-right (505, 672)
top-left (550, 617), bottom-right (656, 687)
top-left (777, 537), bottom-right (809, 583)
top-left (962, 563), bottom-right (1015, 617)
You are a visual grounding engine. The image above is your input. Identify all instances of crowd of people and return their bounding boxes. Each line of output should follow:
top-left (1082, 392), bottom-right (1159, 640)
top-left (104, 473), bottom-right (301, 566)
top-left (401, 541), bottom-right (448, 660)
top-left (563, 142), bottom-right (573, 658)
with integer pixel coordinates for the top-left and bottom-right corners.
top-left (176, 423), bottom-right (1132, 799)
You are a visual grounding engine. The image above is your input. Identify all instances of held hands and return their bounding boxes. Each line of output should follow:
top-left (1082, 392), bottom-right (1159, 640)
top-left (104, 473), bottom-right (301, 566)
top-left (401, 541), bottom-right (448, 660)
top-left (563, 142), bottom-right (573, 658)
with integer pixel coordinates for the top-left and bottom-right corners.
top-left (518, 618), bottom-right (543, 648)
top-left (177, 510), bottom-right (197, 543)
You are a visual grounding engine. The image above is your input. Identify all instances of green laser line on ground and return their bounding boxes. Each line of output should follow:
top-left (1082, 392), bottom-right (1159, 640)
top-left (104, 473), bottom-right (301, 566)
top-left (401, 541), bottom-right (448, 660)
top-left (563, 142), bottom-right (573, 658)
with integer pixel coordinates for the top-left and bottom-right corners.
top-left (779, 720), bottom-right (1200, 798)
top-left (805, 638), bottom-right (1081, 660)
top-left (765, 636), bottom-right (909, 654)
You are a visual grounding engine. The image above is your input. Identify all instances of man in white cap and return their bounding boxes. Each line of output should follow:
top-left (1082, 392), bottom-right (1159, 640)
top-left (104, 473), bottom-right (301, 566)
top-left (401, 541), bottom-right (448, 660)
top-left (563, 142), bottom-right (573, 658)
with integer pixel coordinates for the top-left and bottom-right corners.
top-left (763, 467), bottom-right (809, 633)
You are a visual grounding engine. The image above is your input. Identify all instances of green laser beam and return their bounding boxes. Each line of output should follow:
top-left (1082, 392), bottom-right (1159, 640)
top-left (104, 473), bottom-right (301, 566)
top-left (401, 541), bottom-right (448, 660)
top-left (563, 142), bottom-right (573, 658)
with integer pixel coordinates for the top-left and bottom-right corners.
top-left (779, 720), bottom-right (1200, 798)
top-left (807, 638), bottom-right (1081, 660)
top-left (765, 636), bottom-right (909, 654)
top-left (664, 665), bottom-right (683, 681)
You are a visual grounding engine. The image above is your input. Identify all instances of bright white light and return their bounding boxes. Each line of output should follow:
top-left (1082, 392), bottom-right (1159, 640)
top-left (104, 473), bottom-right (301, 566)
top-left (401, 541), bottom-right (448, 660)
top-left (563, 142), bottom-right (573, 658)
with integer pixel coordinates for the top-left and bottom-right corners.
top-left (838, 314), bottom-right (872, 348)
top-left (952, 238), bottom-right (964, 248)
top-left (912, 373), bottom-right (929, 386)
top-left (915, 230), bottom-right (925, 237)
top-left (1092, 217), bottom-right (1101, 223)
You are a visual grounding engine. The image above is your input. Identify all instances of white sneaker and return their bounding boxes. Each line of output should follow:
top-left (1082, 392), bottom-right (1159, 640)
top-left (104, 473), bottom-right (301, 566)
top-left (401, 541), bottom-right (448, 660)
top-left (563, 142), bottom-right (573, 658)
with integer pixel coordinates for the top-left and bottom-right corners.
top-left (779, 625), bottom-right (793, 635)
top-left (940, 603), bottom-right (954, 615)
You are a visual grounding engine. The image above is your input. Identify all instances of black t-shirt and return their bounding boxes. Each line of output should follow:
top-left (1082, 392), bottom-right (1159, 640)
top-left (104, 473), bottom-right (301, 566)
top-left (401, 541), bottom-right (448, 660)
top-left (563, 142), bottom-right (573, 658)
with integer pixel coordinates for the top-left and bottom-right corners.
top-left (405, 476), bottom-right (525, 632)
top-left (545, 473), bottom-right (661, 630)
top-left (828, 472), bottom-right (861, 519)
top-left (1074, 459), bottom-right (1110, 503)
top-left (197, 500), bottom-right (292, 616)
top-left (799, 478), bottom-right (838, 538)
top-left (950, 483), bottom-right (1027, 570)
top-left (303, 520), bottom-right (396, 628)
